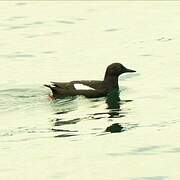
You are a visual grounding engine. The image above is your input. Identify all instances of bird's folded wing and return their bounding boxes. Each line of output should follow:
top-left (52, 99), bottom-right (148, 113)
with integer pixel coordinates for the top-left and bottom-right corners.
top-left (51, 82), bottom-right (74, 90)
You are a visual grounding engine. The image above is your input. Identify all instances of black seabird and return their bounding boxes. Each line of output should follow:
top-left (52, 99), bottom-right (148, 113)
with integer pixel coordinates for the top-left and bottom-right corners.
top-left (45, 63), bottom-right (136, 99)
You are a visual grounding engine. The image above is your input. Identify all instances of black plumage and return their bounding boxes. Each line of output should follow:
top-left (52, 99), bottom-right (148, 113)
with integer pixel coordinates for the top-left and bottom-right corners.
top-left (45, 63), bottom-right (136, 98)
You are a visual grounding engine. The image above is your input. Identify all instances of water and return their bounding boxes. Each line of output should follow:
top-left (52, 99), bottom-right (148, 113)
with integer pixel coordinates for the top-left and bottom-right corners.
top-left (0, 2), bottom-right (180, 179)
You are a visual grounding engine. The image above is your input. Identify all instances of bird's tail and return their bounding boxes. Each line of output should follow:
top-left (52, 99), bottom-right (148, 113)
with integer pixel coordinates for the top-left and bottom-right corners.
top-left (44, 84), bottom-right (52, 89)
top-left (44, 84), bottom-right (56, 93)
top-left (44, 84), bottom-right (56, 100)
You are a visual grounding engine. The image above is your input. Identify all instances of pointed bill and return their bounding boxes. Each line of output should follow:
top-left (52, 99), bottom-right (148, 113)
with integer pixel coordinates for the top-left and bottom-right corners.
top-left (124, 68), bottom-right (136, 73)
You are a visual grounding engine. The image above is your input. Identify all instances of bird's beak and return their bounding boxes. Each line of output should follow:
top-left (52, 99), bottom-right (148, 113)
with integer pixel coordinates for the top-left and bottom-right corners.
top-left (124, 68), bottom-right (136, 73)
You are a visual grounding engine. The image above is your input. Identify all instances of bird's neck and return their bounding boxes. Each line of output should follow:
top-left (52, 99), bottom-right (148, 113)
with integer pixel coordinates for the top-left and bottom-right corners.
top-left (104, 75), bottom-right (119, 92)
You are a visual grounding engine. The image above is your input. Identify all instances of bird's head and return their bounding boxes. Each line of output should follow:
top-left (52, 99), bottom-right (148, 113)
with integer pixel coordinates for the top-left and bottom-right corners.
top-left (105, 63), bottom-right (136, 77)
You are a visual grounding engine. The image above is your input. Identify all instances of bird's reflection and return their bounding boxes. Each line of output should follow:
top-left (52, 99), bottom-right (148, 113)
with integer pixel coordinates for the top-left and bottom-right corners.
top-left (105, 123), bottom-right (124, 133)
top-left (106, 89), bottom-right (120, 109)
top-left (106, 90), bottom-right (125, 118)
top-left (103, 89), bottom-right (134, 133)
top-left (53, 118), bottom-right (81, 126)
top-left (52, 128), bottom-right (79, 138)
top-left (106, 89), bottom-right (121, 118)
top-left (106, 89), bottom-right (133, 118)
top-left (90, 89), bottom-right (131, 121)
top-left (50, 90), bottom-right (133, 137)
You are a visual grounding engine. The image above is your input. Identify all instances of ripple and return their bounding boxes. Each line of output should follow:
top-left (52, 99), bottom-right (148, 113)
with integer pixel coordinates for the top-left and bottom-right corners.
top-left (0, 127), bottom-right (52, 139)
top-left (132, 146), bottom-right (162, 153)
top-left (54, 134), bottom-right (79, 138)
top-left (26, 31), bottom-right (63, 38)
top-left (15, 2), bottom-right (27, 6)
top-left (8, 16), bottom-right (26, 20)
top-left (0, 53), bottom-right (35, 59)
top-left (50, 97), bottom-right (78, 113)
top-left (164, 147), bottom-right (180, 153)
top-left (0, 87), bottom-right (46, 113)
top-left (53, 118), bottom-right (81, 126)
top-left (132, 176), bottom-right (168, 180)
top-left (0, 125), bottom-right (80, 141)
top-left (90, 112), bottom-right (125, 120)
top-left (51, 126), bottom-right (79, 138)
top-left (42, 51), bottom-right (55, 54)
top-left (51, 128), bottom-right (78, 133)
top-left (74, 18), bottom-right (86, 21)
top-left (56, 20), bottom-right (75, 24)
top-left (108, 145), bottom-right (168, 156)
top-left (156, 37), bottom-right (172, 42)
top-left (33, 21), bottom-right (44, 25)
top-left (8, 25), bottom-right (28, 30)
top-left (140, 54), bottom-right (152, 57)
top-left (104, 28), bottom-right (119, 32)
top-left (0, 87), bottom-right (41, 97)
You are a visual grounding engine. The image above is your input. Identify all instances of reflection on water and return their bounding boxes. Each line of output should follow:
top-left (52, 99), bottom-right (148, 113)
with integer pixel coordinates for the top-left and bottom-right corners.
top-left (53, 118), bottom-right (81, 126)
top-left (106, 89), bottom-right (120, 109)
top-left (50, 89), bottom-right (134, 137)
top-left (106, 89), bottom-right (127, 119)
top-left (105, 123), bottom-right (124, 133)
top-left (54, 134), bottom-right (79, 138)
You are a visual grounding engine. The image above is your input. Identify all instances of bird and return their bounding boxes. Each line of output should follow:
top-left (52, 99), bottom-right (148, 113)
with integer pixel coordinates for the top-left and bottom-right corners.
top-left (44, 63), bottom-right (136, 99)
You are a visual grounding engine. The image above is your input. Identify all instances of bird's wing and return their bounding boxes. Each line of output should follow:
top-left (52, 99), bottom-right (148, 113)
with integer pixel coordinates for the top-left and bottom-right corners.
top-left (73, 83), bottom-right (95, 90)
top-left (72, 80), bottom-right (104, 90)
top-left (51, 80), bottom-right (104, 90)
top-left (51, 82), bottom-right (75, 90)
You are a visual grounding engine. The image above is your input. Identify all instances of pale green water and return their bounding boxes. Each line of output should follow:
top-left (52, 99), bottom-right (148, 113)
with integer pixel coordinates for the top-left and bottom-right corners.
top-left (0, 1), bottom-right (180, 180)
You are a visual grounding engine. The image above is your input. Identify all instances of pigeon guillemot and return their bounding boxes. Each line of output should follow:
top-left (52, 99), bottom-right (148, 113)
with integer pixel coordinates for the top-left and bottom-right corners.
top-left (45, 63), bottom-right (136, 98)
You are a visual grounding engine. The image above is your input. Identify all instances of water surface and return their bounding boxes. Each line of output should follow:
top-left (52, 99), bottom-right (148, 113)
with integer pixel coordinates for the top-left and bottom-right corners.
top-left (0, 2), bottom-right (180, 180)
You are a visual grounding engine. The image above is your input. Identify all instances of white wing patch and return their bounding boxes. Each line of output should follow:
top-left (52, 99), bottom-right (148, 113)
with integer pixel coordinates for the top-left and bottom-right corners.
top-left (74, 83), bottom-right (95, 90)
